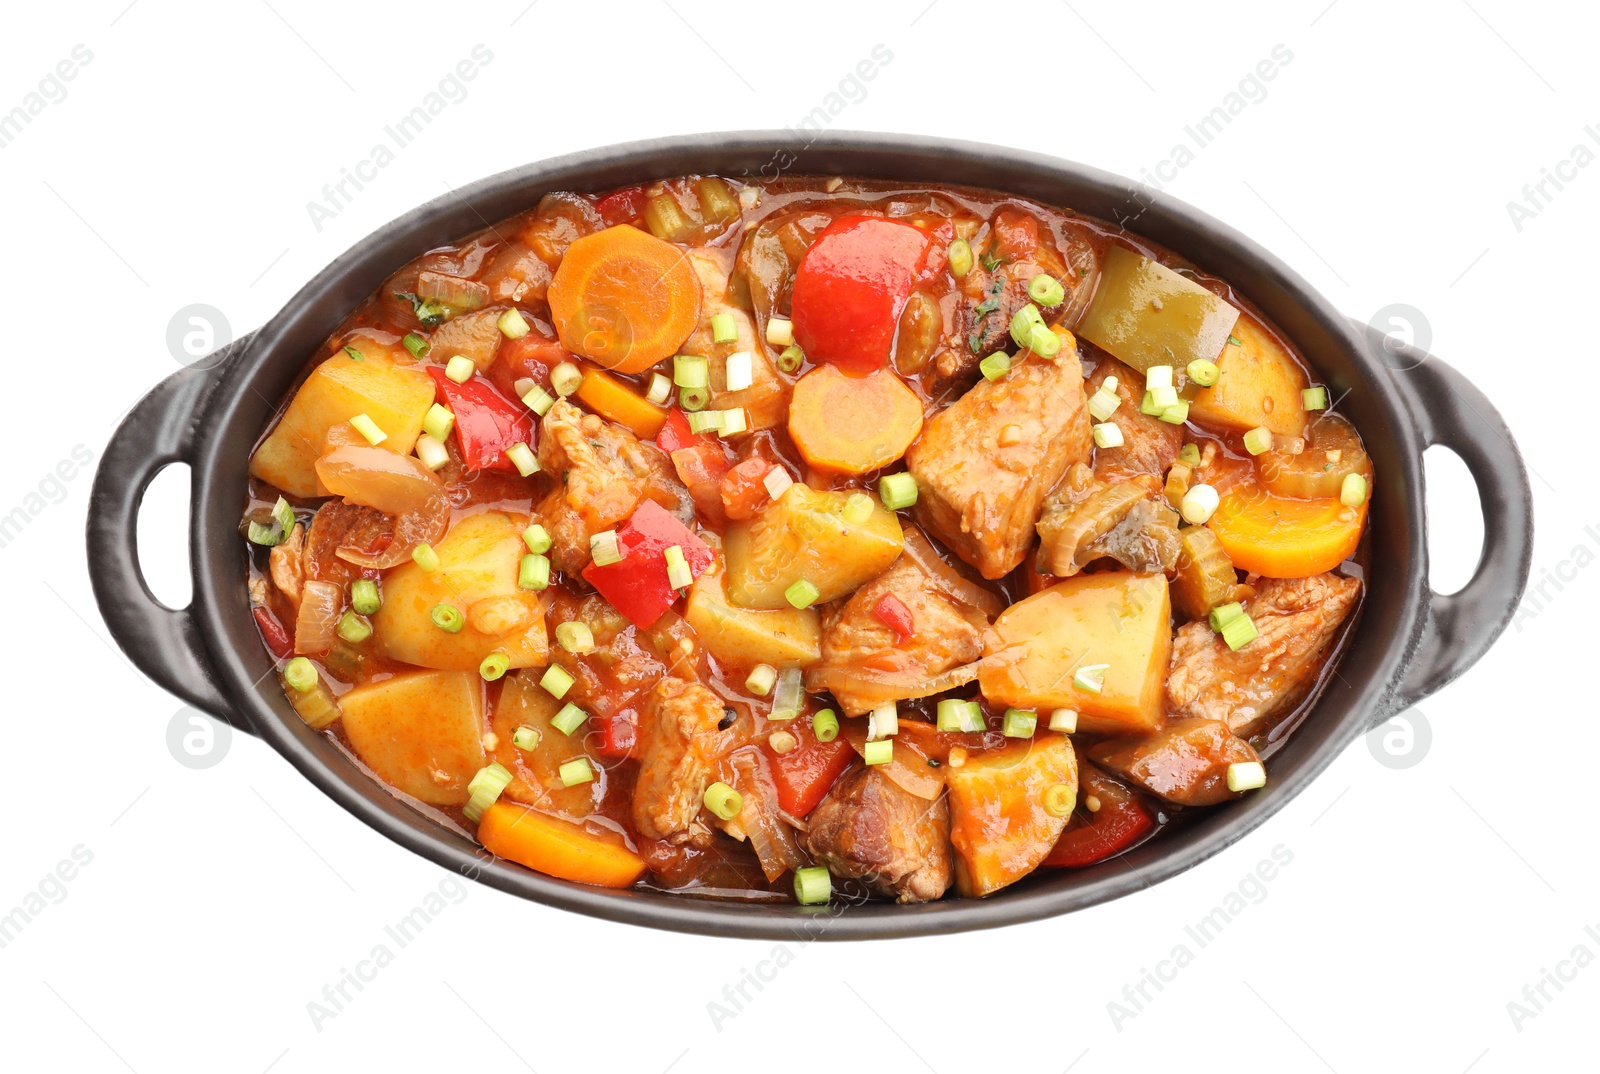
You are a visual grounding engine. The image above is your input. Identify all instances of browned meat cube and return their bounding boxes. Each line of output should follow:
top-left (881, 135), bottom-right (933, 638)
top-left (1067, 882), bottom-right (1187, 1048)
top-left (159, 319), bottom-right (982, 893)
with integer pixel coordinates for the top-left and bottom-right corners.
top-left (1035, 463), bottom-right (1181, 578)
top-left (802, 764), bottom-right (953, 903)
top-left (1166, 572), bottom-right (1362, 736)
top-left (1089, 718), bottom-right (1260, 807)
top-left (1085, 356), bottom-right (1184, 482)
top-left (632, 677), bottom-right (725, 847)
top-left (806, 555), bottom-right (985, 716)
top-left (535, 400), bottom-right (691, 575)
top-left (905, 336), bottom-right (1091, 579)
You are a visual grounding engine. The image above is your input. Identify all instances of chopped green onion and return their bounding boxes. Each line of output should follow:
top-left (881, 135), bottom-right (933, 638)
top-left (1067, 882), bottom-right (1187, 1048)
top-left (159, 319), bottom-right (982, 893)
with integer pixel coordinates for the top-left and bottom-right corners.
top-left (673, 354), bottom-right (709, 389)
top-left (344, 345), bottom-right (366, 362)
top-left (745, 663), bottom-right (778, 696)
top-left (703, 781), bottom-right (744, 820)
top-left (1180, 483), bottom-right (1220, 525)
top-left (403, 332), bottom-right (431, 359)
top-left (1242, 426), bottom-right (1273, 455)
top-left (1092, 422), bottom-right (1124, 449)
top-left (862, 739), bottom-right (893, 766)
top-left (765, 317), bottom-right (794, 347)
top-left (948, 238), bottom-right (974, 278)
top-left (415, 434), bottom-right (450, 471)
top-left (479, 651), bottom-right (511, 681)
top-left (336, 610), bottom-right (372, 644)
top-left (1340, 472), bottom-right (1368, 507)
top-left (1187, 359), bottom-right (1220, 387)
top-left (423, 403), bottom-right (455, 443)
top-left (776, 345), bottom-right (804, 374)
top-left (1227, 760), bottom-right (1267, 792)
top-left (1208, 602), bottom-right (1246, 632)
top-left (430, 603), bottom-right (464, 633)
top-left (1048, 708), bottom-right (1078, 733)
top-left (555, 621), bottom-right (595, 655)
top-left (1150, 384), bottom-right (1179, 410)
top-left (1139, 390), bottom-right (1164, 416)
top-left (551, 702), bottom-right (587, 736)
top-left (589, 530), bottom-right (623, 567)
top-left (936, 698), bottom-right (969, 732)
top-left (878, 472), bottom-right (918, 510)
top-left (1228, 334), bottom-right (1243, 347)
top-left (1073, 663), bottom-right (1109, 695)
top-left (785, 578), bottom-right (820, 610)
top-left (979, 351), bottom-right (1012, 381)
top-left (1028, 323), bottom-right (1061, 356)
top-left (1302, 386), bottom-right (1328, 411)
top-left (868, 702), bottom-right (898, 740)
top-left (521, 384), bottom-right (555, 416)
top-left (811, 709), bottom-right (839, 742)
top-left (463, 762), bottom-right (513, 822)
top-left (247, 495), bottom-right (296, 546)
top-left (540, 664), bottom-right (575, 700)
top-left (1027, 273), bottom-right (1065, 307)
top-left (497, 308), bottom-right (531, 339)
top-left (1178, 443), bottom-right (1202, 466)
top-left (512, 725), bottom-right (541, 751)
top-left (283, 656), bottom-right (318, 693)
top-left (768, 729), bottom-right (798, 754)
top-left (1159, 401), bottom-right (1190, 425)
top-left (963, 700), bottom-right (987, 732)
top-left (645, 372), bottom-right (672, 406)
top-left (842, 492), bottom-right (874, 525)
top-left (665, 544), bottom-right (693, 590)
top-left (445, 355), bottom-right (476, 384)
top-left (793, 865), bottom-right (832, 905)
top-left (550, 362), bottom-right (583, 397)
top-left (1002, 708), bottom-right (1037, 738)
top-left (505, 442), bottom-right (539, 477)
top-left (1146, 365), bottom-right (1174, 391)
top-left (1043, 782), bottom-right (1076, 818)
top-left (679, 386), bottom-right (710, 412)
top-left (1009, 303), bottom-right (1045, 347)
top-left (770, 666), bottom-right (804, 720)
top-left (724, 350), bottom-right (753, 391)
top-left (350, 579), bottom-right (380, 615)
top-left (687, 409), bottom-right (724, 435)
top-left (1221, 612), bottom-right (1259, 651)
top-left (719, 408), bottom-right (748, 436)
top-left (412, 543), bottom-right (440, 572)
top-left (1087, 386), bottom-right (1121, 422)
top-left (711, 312), bottom-right (738, 344)
top-left (349, 413), bottom-right (387, 446)
top-left (558, 757), bottom-right (594, 787)
top-left (764, 467), bottom-right (794, 500)
top-left (519, 553), bottom-right (550, 591)
top-left (522, 524), bottom-right (552, 555)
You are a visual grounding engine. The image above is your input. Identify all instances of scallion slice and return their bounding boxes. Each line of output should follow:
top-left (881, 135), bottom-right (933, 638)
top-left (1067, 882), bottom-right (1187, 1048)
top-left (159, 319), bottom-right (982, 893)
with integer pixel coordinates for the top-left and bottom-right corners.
top-left (862, 739), bottom-right (893, 766)
top-left (776, 345), bottom-right (804, 374)
top-left (522, 524), bottom-right (552, 555)
top-left (719, 408), bottom-right (748, 436)
top-left (558, 757), bottom-right (594, 787)
top-left (703, 781), bottom-right (744, 821)
top-left (336, 610), bottom-right (371, 644)
top-left (283, 656), bottom-right (318, 693)
top-left (445, 355), bottom-right (476, 384)
top-left (1302, 386), bottom-right (1328, 411)
top-left (936, 698), bottom-right (968, 732)
top-left (878, 472), bottom-right (917, 511)
top-left (674, 354), bottom-right (709, 389)
top-left (1180, 483), bottom-right (1219, 525)
top-left (1139, 390), bottom-right (1163, 416)
top-left (1073, 663), bottom-right (1109, 695)
top-left (1002, 708), bottom-right (1037, 738)
top-left (589, 530), bottom-right (623, 567)
top-left (350, 579), bottom-right (380, 615)
top-left (679, 386), bottom-right (710, 412)
top-left (1340, 472), bottom-right (1368, 507)
top-left (1092, 422), bottom-right (1125, 449)
top-left (763, 466), bottom-right (794, 500)
top-left (512, 725), bottom-right (540, 751)
top-left (497, 308), bottom-right (531, 339)
top-left (430, 603), bottom-right (464, 633)
top-left (948, 238), bottom-right (974, 278)
top-left (664, 544), bottom-right (693, 590)
top-left (745, 663), bottom-right (778, 696)
top-left (1087, 387), bottom-right (1121, 422)
top-left (711, 312), bottom-right (738, 344)
top-left (765, 317), bottom-right (793, 347)
top-left (793, 865), bottom-right (832, 905)
top-left (518, 552), bottom-right (550, 591)
top-left (1043, 782), bottom-right (1076, 818)
top-left (867, 702), bottom-right (898, 740)
top-left (811, 709), bottom-right (839, 742)
top-left (1150, 384), bottom-right (1179, 410)
top-left (962, 700), bottom-right (987, 733)
top-left (349, 413), bottom-right (387, 446)
top-left (479, 651), bottom-right (510, 681)
top-left (1208, 602), bottom-right (1246, 632)
top-left (768, 729), bottom-right (798, 754)
top-left (551, 702), bottom-right (587, 736)
top-left (521, 384), bottom-right (555, 416)
top-left (1179, 442), bottom-right (1202, 465)
top-left (403, 332), bottom-right (431, 358)
top-left (505, 442), bottom-right (539, 477)
top-left (770, 666), bottom-right (804, 720)
top-left (1048, 708), bottom-right (1078, 733)
top-left (1010, 303), bottom-right (1045, 348)
top-left (1187, 358), bottom-right (1220, 387)
top-left (784, 578), bottom-right (820, 610)
top-left (423, 403), bottom-right (455, 443)
top-left (724, 350), bottom-right (754, 391)
top-left (247, 496), bottom-right (296, 546)
top-left (1220, 611), bottom-right (1259, 651)
top-left (412, 543), bottom-right (440, 572)
top-left (1027, 273), bottom-right (1065, 307)
top-left (540, 664), bottom-right (575, 700)
top-left (1028, 323), bottom-right (1061, 356)
top-left (1226, 761), bottom-right (1267, 792)
top-left (687, 409), bottom-right (724, 435)
top-left (415, 434), bottom-right (450, 471)
top-left (1242, 426), bottom-right (1273, 455)
top-left (1159, 401), bottom-right (1190, 425)
top-left (555, 621), bottom-right (595, 655)
top-left (979, 351), bottom-right (1011, 381)
top-left (463, 762), bottom-right (513, 822)
top-left (550, 362), bottom-right (583, 398)
top-left (842, 492), bottom-right (874, 525)
top-left (645, 372), bottom-right (672, 406)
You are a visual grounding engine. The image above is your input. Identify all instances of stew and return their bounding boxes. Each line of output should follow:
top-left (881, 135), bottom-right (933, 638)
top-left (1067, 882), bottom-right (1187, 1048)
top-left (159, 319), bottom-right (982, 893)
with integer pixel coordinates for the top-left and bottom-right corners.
top-left (242, 174), bottom-right (1369, 906)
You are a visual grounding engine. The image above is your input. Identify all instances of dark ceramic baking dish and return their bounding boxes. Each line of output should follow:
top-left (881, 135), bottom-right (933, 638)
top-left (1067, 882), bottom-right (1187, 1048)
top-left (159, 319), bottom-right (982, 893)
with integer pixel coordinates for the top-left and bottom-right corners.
top-left (87, 133), bottom-right (1532, 939)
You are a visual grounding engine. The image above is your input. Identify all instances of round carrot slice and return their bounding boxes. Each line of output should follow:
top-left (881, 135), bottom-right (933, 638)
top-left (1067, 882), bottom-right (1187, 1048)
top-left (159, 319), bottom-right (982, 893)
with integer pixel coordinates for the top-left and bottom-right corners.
top-left (1207, 482), bottom-right (1366, 578)
top-left (788, 363), bottom-right (924, 475)
top-left (547, 224), bottom-right (702, 374)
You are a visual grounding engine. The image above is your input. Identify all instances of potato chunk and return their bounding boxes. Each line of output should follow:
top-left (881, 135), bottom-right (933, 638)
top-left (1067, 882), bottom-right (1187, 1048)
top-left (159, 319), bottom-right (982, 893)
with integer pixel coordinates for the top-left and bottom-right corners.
top-left (722, 484), bottom-right (904, 609)
top-left (373, 511), bottom-right (548, 671)
top-left (249, 339), bottom-right (434, 497)
top-left (684, 556), bottom-right (822, 668)
top-left (1187, 314), bottom-right (1308, 439)
top-left (979, 572), bottom-right (1170, 735)
top-left (946, 736), bottom-right (1078, 897)
top-left (338, 670), bottom-right (486, 805)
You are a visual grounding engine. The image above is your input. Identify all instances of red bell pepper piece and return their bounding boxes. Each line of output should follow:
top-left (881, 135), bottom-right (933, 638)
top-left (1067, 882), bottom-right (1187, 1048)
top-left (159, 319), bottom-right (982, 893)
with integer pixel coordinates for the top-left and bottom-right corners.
top-left (592, 709), bottom-right (638, 761)
top-left (655, 406), bottom-right (715, 455)
top-left (872, 592), bottom-right (915, 645)
top-left (595, 185), bottom-right (647, 226)
top-left (253, 606), bottom-right (294, 659)
top-left (581, 500), bottom-right (713, 628)
top-left (790, 215), bottom-right (935, 375)
top-left (764, 718), bottom-right (854, 817)
top-left (427, 367), bottom-right (535, 473)
top-left (1045, 764), bottom-right (1157, 868)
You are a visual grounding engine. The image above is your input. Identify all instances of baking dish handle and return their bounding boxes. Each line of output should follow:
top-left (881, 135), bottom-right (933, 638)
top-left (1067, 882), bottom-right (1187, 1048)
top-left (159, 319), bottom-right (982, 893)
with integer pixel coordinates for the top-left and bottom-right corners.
top-left (87, 347), bottom-right (248, 731)
top-left (1357, 322), bottom-right (1533, 716)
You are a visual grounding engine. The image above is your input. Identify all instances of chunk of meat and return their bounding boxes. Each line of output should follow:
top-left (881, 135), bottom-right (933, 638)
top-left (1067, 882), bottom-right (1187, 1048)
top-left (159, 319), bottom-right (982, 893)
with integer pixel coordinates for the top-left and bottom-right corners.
top-left (1166, 572), bottom-right (1362, 736)
top-left (632, 677), bottom-right (725, 847)
top-left (906, 336), bottom-right (1091, 578)
top-left (302, 500), bottom-right (389, 588)
top-left (267, 523), bottom-right (305, 609)
top-left (807, 555), bottom-right (984, 715)
top-left (535, 399), bottom-right (691, 575)
top-left (802, 763), bottom-right (953, 903)
top-left (955, 209), bottom-right (1075, 360)
top-left (1085, 357), bottom-right (1184, 482)
top-left (1035, 463), bottom-right (1181, 578)
top-left (1089, 718), bottom-right (1259, 807)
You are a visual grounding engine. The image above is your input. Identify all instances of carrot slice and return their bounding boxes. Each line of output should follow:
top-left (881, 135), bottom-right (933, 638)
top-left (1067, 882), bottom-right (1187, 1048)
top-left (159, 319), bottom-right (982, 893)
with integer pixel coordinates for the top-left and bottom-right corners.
top-left (476, 800), bottom-right (647, 888)
top-left (1207, 482), bottom-right (1365, 578)
top-left (574, 364), bottom-right (667, 439)
top-left (787, 364), bottom-right (923, 475)
top-left (547, 225), bottom-right (701, 374)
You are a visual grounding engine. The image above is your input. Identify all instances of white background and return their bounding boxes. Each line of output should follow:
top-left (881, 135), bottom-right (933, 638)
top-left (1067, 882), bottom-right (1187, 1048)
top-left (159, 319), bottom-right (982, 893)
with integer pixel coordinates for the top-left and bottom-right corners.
top-left (2, 1), bottom-right (1594, 1071)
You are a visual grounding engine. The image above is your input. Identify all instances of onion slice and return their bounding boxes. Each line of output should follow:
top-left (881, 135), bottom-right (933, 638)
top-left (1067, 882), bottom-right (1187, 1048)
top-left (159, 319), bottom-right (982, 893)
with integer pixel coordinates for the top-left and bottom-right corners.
top-left (294, 579), bottom-right (342, 655)
top-left (804, 661), bottom-right (979, 715)
top-left (901, 527), bottom-right (1004, 623)
top-left (314, 446), bottom-right (450, 569)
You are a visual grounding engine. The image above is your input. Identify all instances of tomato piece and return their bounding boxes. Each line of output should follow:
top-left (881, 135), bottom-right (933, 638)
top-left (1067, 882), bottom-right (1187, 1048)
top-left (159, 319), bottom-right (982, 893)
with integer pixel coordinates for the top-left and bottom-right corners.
top-left (670, 443), bottom-right (731, 523)
top-left (720, 458), bottom-right (773, 521)
top-left (426, 367), bottom-right (535, 472)
top-left (490, 333), bottom-right (572, 397)
top-left (581, 500), bottom-right (713, 629)
top-left (790, 215), bottom-right (934, 375)
top-left (655, 406), bottom-right (715, 455)
top-left (595, 186), bottom-right (647, 226)
top-left (764, 718), bottom-right (854, 817)
top-left (872, 593), bottom-right (915, 645)
top-left (1045, 763), bottom-right (1158, 868)
top-left (253, 605), bottom-right (294, 659)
